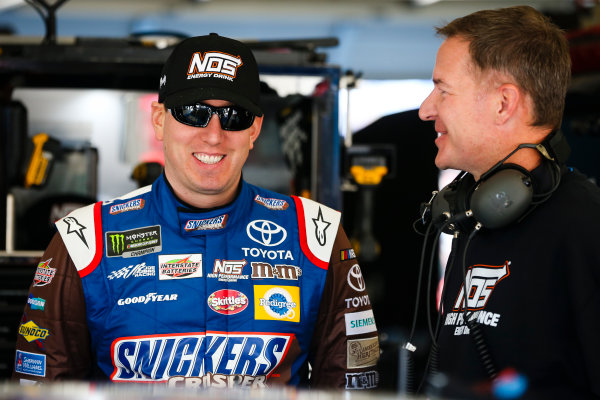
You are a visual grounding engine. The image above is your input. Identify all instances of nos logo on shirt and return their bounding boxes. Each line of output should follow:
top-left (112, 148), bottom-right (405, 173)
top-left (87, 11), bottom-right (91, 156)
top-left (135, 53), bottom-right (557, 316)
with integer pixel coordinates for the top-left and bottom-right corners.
top-left (453, 261), bottom-right (510, 311)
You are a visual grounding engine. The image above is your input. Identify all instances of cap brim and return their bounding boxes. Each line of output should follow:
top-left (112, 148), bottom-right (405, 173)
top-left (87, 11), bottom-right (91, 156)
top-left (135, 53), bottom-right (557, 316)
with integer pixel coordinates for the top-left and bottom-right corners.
top-left (164, 87), bottom-right (263, 117)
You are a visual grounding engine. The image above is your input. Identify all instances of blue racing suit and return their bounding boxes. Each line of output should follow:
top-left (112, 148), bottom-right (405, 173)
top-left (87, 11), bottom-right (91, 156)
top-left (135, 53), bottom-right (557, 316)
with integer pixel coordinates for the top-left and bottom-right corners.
top-left (13, 175), bottom-right (379, 389)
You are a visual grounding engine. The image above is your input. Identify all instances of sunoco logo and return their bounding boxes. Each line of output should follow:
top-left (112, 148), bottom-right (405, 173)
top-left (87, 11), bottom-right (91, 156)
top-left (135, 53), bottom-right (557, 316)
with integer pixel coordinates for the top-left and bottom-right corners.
top-left (18, 320), bottom-right (50, 343)
top-left (106, 225), bottom-right (162, 258)
top-left (246, 220), bottom-right (287, 247)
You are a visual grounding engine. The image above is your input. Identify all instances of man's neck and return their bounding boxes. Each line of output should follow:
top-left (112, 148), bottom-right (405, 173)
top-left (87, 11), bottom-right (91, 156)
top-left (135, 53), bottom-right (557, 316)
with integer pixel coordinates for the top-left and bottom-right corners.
top-left (163, 174), bottom-right (243, 211)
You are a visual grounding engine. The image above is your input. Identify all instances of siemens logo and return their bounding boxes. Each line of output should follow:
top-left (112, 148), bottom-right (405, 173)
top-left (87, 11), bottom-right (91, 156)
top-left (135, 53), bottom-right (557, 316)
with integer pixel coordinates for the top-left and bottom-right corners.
top-left (111, 332), bottom-right (292, 382)
top-left (344, 310), bottom-right (377, 336)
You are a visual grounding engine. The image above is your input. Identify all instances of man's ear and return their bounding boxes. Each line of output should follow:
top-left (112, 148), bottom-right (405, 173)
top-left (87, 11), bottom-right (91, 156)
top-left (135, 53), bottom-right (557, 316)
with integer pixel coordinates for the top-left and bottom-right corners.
top-left (151, 101), bottom-right (166, 141)
top-left (248, 116), bottom-right (263, 150)
top-left (495, 83), bottom-right (521, 125)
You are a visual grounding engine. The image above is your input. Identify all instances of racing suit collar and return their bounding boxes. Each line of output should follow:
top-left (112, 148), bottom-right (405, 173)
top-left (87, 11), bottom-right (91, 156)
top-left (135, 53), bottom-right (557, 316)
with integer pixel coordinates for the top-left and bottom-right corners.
top-left (155, 173), bottom-right (250, 236)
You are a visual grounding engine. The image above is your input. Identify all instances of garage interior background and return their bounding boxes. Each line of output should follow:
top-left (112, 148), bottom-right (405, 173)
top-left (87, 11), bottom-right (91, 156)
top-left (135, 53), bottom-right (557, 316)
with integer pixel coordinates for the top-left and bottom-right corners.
top-left (1, 0), bottom-right (599, 389)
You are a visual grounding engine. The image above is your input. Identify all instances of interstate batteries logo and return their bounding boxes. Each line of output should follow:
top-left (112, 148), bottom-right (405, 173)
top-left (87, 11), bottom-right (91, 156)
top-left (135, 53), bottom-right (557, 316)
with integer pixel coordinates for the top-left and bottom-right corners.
top-left (254, 285), bottom-right (300, 322)
top-left (106, 225), bottom-right (162, 258)
top-left (158, 254), bottom-right (202, 280)
top-left (32, 259), bottom-right (56, 287)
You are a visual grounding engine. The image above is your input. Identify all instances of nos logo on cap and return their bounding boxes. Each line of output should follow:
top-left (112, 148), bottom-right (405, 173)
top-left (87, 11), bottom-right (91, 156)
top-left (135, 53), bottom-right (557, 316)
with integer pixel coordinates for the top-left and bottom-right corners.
top-left (188, 52), bottom-right (242, 78)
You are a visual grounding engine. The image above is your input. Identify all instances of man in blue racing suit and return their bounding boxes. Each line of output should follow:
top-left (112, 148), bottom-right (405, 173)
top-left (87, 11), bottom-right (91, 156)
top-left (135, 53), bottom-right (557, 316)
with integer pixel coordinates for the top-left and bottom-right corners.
top-left (13, 33), bottom-right (379, 389)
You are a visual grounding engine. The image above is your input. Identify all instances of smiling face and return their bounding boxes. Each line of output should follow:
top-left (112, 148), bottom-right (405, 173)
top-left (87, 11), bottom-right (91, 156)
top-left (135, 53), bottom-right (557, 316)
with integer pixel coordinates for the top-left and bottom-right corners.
top-left (152, 99), bottom-right (262, 208)
top-left (419, 37), bottom-right (508, 178)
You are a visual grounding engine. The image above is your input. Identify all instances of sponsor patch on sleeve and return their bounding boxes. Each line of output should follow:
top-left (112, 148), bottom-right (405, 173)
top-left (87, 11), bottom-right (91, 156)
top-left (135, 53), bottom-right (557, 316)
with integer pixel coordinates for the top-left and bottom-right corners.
top-left (15, 350), bottom-right (46, 377)
top-left (345, 371), bottom-right (379, 389)
top-left (345, 310), bottom-right (377, 335)
top-left (340, 248), bottom-right (357, 261)
top-left (347, 337), bottom-right (380, 369)
top-left (32, 259), bottom-right (56, 287)
top-left (254, 285), bottom-right (300, 322)
top-left (18, 320), bottom-right (50, 344)
top-left (27, 294), bottom-right (46, 311)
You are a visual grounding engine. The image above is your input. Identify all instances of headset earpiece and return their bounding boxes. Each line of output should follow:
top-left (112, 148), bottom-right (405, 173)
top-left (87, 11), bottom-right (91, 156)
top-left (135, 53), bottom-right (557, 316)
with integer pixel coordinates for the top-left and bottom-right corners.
top-left (423, 130), bottom-right (568, 232)
top-left (470, 165), bottom-right (533, 229)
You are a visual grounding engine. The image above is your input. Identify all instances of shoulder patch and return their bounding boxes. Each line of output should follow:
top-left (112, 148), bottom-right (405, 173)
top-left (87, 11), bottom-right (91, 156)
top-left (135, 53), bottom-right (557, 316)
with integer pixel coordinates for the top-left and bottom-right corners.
top-left (292, 196), bottom-right (341, 269)
top-left (56, 202), bottom-right (103, 277)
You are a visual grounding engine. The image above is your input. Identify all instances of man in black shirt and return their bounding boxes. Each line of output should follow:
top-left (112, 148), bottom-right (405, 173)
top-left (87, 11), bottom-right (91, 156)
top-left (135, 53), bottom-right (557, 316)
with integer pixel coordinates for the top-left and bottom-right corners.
top-left (418, 6), bottom-right (600, 398)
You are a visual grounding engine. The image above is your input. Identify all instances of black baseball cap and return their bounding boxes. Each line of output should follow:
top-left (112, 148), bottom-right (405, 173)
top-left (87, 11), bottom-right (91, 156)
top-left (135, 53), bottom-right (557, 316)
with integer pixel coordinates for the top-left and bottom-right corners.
top-left (158, 33), bottom-right (263, 117)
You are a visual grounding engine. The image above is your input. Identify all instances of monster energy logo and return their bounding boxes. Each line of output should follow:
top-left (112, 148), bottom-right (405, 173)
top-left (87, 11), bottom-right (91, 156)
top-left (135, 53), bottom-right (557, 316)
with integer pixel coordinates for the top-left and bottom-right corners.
top-left (106, 225), bottom-right (162, 258)
top-left (110, 234), bottom-right (125, 255)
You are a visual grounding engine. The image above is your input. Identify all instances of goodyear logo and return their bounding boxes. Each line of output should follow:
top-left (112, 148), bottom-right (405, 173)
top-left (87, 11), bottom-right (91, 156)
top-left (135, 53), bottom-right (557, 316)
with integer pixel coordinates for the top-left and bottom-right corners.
top-left (254, 285), bottom-right (300, 323)
top-left (111, 332), bottom-right (292, 382)
top-left (106, 225), bottom-right (162, 258)
top-left (18, 320), bottom-right (50, 343)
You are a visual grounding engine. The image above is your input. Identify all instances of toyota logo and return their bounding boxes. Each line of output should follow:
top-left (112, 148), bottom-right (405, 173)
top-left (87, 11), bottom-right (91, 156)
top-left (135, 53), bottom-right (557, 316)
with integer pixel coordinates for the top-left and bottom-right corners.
top-left (247, 220), bottom-right (287, 247)
top-left (347, 264), bottom-right (366, 292)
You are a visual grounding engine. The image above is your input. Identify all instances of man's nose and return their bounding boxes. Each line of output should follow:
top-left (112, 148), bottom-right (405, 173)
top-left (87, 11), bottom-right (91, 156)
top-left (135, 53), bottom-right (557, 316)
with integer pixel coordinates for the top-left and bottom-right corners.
top-left (199, 114), bottom-right (223, 144)
top-left (418, 92), bottom-right (436, 121)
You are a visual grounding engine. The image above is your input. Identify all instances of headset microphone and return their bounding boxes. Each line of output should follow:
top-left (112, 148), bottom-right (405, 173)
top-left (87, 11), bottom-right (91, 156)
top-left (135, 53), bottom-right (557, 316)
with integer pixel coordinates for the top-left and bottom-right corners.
top-left (424, 130), bottom-right (569, 231)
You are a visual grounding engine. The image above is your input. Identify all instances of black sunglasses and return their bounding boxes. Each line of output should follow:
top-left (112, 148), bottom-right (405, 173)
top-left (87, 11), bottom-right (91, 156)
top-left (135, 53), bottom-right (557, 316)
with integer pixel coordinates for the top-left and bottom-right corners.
top-left (169, 103), bottom-right (256, 131)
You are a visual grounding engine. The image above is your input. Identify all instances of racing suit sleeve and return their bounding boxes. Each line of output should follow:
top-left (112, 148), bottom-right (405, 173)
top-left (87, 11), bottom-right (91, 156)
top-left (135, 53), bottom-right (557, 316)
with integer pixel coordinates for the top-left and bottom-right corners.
top-left (308, 224), bottom-right (380, 389)
top-left (12, 232), bottom-right (93, 382)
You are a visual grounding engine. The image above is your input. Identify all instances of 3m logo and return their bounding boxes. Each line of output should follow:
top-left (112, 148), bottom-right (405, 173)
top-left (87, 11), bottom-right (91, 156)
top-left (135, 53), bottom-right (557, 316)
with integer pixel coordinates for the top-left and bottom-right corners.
top-left (453, 261), bottom-right (511, 311)
top-left (188, 52), bottom-right (242, 78)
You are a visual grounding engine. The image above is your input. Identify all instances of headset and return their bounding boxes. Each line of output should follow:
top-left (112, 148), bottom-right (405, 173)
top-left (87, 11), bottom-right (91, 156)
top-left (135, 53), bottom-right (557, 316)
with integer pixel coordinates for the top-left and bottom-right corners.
top-left (401, 130), bottom-right (571, 395)
top-left (424, 129), bottom-right (570, 232)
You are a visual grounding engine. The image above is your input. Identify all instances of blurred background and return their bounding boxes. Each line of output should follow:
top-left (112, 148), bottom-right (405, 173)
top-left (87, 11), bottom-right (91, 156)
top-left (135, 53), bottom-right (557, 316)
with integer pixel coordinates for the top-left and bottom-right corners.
top-left (1, 0), bottom-right (599, 392)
